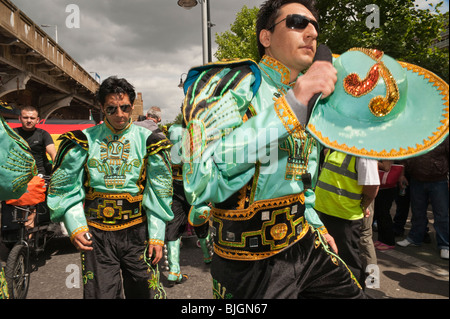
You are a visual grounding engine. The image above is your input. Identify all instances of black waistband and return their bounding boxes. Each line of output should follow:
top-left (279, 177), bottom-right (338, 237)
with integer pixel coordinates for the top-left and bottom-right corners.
top-left (211, 193), bottom-right (308, 261)
top-left (84, 193), bottom-right (143, 228)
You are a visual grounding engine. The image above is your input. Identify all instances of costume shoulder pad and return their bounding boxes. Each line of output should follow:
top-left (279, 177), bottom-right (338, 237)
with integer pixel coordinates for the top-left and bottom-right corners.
top-left (146, 129), bottom-right (172, 156)
top-left (52, 130), bottom-right (88, 170)
top-left (182, 59), bottom-right (261, 125)
top-left (58, 130), bottom-right (89, 150)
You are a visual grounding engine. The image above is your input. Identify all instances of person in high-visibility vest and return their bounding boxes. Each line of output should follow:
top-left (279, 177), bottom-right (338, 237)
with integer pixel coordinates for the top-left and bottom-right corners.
top-left (315, 149), bottom-right (379, 289)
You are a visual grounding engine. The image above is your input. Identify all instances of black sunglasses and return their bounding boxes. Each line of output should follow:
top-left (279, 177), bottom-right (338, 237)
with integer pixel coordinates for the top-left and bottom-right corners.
top-left (268, 14), bottom-right (320, 34)
top-left (104, 104), bottom-right (132, 115)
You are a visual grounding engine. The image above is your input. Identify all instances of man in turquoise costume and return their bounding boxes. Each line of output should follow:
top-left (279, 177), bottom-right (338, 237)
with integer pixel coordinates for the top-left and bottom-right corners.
top-left (47, 76), bottom-right (173, 299)
top-left (165, 124), bottom-right (212, 286)
top-left (180, 0), bottom-right (365, 298)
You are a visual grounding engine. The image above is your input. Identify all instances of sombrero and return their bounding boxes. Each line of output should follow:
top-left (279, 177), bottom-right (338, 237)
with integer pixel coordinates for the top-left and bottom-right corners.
top-left (307, 47), bottom-right (449, 159)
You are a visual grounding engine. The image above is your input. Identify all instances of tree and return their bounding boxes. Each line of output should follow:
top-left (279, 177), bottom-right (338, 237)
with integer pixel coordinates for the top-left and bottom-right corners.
top-left (214, 5), bottom-right (260, 61)
top-left (213, 1), bottom-right (448, 82)
top-left (316, 0), bottom-right (449, 81)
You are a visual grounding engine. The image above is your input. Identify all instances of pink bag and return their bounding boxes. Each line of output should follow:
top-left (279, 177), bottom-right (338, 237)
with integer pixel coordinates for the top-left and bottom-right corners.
top-left (378, 164), bottom-right (404, 189)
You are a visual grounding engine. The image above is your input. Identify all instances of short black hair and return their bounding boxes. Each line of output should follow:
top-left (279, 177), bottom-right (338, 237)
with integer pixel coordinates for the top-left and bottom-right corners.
top-left (256, 0), bottom-right (319, 58)
top-left (96, 76), bottom-right (136, 106)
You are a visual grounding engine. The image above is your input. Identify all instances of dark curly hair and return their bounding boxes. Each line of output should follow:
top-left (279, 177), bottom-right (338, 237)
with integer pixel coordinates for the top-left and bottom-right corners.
top-left (256, 0), bottom-right (319, 58)
top-left (96, 76), bottom-right (136, 106)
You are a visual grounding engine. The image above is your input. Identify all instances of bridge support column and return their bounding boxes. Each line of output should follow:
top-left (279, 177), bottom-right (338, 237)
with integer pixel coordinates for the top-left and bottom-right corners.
top-left (39, 93), bottom-right (73, 120)
top-left (0, 72), bottom-right (31, 97)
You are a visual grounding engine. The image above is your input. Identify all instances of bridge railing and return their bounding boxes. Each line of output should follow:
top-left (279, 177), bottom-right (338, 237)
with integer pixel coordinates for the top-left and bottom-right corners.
top-left (0, 0), bottom-right (99, 94)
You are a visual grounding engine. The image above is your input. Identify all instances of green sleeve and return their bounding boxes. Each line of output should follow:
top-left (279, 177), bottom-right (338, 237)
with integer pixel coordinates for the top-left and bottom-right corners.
top-left (0, 116), bottom-right (37, 200)
top-left (143, 144), bottom-right (173, 245)
top-left (47, 136), bottom-right (88, 239)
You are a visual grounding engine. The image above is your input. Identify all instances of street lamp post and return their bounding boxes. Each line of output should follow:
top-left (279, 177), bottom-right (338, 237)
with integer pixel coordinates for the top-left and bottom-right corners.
top-left (177, 0), bottom-right (213, 64)
top-left (41, 24), bottom-right (58, 44)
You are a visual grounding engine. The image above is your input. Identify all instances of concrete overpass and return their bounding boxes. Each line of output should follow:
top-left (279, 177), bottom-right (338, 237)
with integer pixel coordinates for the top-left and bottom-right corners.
top-left (0, 0), bottom-right (100, 121)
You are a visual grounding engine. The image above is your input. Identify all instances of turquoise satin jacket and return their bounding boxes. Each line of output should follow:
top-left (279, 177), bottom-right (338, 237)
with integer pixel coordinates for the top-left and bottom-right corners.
top-left (0, 115), bottom-right (37, 200)
top-left (181, 55), bottom-right (326, 233)
top-left (47, 119), bottom-right (174, 245)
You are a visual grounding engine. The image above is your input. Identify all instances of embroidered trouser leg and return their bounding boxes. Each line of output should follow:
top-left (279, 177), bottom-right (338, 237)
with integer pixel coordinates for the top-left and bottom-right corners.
top-left (211, 227), bottom-right (365, 299)
top-left (81, 222), bottom-right (153, 299)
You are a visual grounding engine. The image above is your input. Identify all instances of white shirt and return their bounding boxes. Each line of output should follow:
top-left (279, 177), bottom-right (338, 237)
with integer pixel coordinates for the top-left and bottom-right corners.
top-left (356, 158), bottom-right (380, 186)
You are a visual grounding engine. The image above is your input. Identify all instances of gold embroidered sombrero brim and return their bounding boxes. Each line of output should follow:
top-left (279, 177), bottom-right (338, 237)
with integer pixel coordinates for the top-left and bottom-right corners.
top-left (307, 48), bottom-right (449, 160)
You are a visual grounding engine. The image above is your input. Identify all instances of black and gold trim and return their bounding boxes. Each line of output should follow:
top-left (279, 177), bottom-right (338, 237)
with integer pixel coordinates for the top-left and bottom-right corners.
top-left (212, 193), bottom-right (308, 261)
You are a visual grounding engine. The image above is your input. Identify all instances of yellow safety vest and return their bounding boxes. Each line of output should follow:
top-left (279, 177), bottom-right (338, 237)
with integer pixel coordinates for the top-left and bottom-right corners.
top-left (314, 150), bottom-right (363, 220)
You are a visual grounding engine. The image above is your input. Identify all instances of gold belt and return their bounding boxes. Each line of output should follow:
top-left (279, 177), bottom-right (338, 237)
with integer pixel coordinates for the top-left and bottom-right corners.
top-left (211, 193), bottom-right (308, 261)
top-left (84, 192), bottom-right (144, 231)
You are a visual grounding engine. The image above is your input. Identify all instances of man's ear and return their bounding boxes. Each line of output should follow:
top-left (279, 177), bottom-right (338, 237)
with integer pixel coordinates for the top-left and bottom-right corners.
top-left (259, 29), bottom-right (272, 50)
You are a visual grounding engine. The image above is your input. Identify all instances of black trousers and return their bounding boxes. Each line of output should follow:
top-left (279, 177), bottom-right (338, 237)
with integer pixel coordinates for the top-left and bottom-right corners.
top-left (374, 187), bottom-right (397, 246)
top-left (211, 227), bottom-right (365, 299)
top-left (166, 181), bottom-right (209, 241)
top-left (318, 212), bottom-right (366, 289)
top-left (81, 222), bottom-right (160, 299)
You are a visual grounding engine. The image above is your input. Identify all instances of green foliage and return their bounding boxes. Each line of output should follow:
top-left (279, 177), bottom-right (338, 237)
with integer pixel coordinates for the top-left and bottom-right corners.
top-left (213, 1), bottom-right (448, 82)
top-left (316, 0), bottom-right (449, 82)
top-left (214, 5), bottom-right (260, 61)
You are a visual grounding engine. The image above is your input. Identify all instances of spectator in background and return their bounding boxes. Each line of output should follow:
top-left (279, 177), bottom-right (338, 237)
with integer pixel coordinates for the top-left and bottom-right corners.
top-left (15, 106), bottom-right (56, 176)
top-left (373, 160), bottom-right (398, 251)
top-left (315, 150), bottom-right (379, 289)
top-left (135, 106), bottom-right (162, 132)
top-left (397, 136), bottom-right (449, 260)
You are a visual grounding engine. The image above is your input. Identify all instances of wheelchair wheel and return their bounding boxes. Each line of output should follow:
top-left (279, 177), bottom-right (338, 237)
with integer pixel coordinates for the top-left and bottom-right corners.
top-left (5, 244), bottom-right (30, 299)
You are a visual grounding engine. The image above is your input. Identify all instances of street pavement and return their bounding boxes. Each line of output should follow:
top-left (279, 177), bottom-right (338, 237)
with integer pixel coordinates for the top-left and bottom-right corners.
top-left (1, 209), bottom-right (448, 300)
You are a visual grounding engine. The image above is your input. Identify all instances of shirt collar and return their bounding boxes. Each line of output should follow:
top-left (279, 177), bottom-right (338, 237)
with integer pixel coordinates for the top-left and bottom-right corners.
top-left (259, 55), bottom-right (295, 87)
top-left (104, 118), bottom-right (132, 134)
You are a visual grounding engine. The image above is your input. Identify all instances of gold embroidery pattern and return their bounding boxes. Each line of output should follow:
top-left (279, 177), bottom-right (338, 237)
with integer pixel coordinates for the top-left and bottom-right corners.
top-left (2, 148), bottom-right (36, 193)
top-left (212, 192), bottom-right (305, 221)
top-left (369, 63), bottom-right (399, 117)
top-left (212, 193), bottom-right (309, 261)
top-left (149, 238), bottom-right (165, 246)
top-left (87, 216), bottom-right (146, 231)
top-left (280, 130), bottom-right (316, 181)
top-left (213, 279), bottom-right (233, 299)
top-left (88, 135), bottom-right (140, 189)
top-left (274, 96), bottom-right (303, 135)
top-left (213, 220), bottom-right (309, 261)
top-left (349, 47), bottom-right (383, 61)
top-left (70, 226), bottom-right (90, 242)
top-left (85, 192), bottom-right (143, 202)
top-left (344, 48), bottom-right (399, 117)
top-left (260, 55), bottom-right (291, 85)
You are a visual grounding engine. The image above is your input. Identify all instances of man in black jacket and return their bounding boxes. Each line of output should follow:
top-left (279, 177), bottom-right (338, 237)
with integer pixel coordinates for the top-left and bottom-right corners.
top-left (397, 136), bottom-right (449, 260)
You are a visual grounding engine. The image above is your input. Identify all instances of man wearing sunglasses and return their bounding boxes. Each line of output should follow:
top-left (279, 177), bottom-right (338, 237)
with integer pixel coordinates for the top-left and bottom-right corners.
top-left (181, 0), bottom-right (365, 299)
top-left (47, 76), bottom-right (173, 298)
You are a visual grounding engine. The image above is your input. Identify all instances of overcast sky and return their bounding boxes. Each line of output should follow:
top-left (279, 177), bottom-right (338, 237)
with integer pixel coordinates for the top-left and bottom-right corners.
top-left (10, 0), bottom-right (449, 123)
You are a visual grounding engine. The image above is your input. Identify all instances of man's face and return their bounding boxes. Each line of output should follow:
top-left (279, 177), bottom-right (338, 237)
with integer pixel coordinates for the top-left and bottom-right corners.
top-left (261, 3), bottom-right (319, 78)
top-left (102, 93), bottom-right (134, 131)
top-left (19, 110), bottom-right (39, 131)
